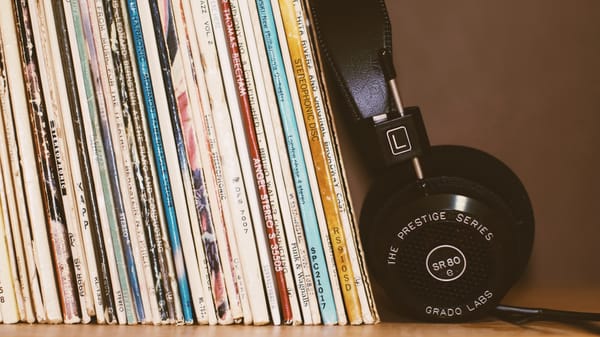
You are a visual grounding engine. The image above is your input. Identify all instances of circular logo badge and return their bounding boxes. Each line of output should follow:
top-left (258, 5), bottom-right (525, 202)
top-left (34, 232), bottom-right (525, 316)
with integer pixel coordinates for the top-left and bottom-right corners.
top-left (425, 245), bottom-right (467, 282)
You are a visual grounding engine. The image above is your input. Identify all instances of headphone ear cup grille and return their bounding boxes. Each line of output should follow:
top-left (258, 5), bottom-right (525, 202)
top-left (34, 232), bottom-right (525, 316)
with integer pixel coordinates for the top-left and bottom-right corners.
top-left (423, 146), bottom-right (535, 282)
top-left (359, 146), bottom-right (535, 321)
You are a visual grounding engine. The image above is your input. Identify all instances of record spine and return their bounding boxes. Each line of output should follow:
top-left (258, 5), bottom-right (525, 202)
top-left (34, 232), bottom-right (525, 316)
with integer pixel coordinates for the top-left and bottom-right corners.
top-left (254, 0), bottom-right (339, 324)
top-left (12, 0), bottom-right (81, 323)
top-left (0, 50), bottom-right (44, 321)
top-left (125, 0), bottom-right (196, 323)
top-left (147, 0), bottom-right (217, 324)
top-left (81, 0), bottom-right (146, 323)
top-left (89, 0), bottom-right (160, 323)
top-left (65, 0), bottom-right (132, 323)
top-left (220, 0), bottom-right (302, 324)
top-left (0, 37), bottom-right (32, 323)
top-left (52, 0), bottom-right (119, 324)
top-left (226, 0), bottom-right (304, 325)
top-left (111, 0), bottom-right (176, 323)
top-left (31, 0), bottom-right (95, 323)
top-left (188, 0), bottom-right (280, 324)
top-left (270, 0), bottom-right (347, 324)
top-left (277, 0), bottom-right (363, 324)
top-left (206, 0), bottom-right (260, 323)
top-left (0, 1), bottom-right (62, 322)
top-left (39, 0), bottom-right (112, 323)
top-left (188, 0), bottom-right (277, 324)
top-left (169, 0), bottom-right (237, 325)
top-left (296, 0), bottom-right (377, 323)
top-left (0, 121), bottom-right (20, 323)
top-left (99, 0), bottom-right (166, 323)
top-left (238, 0), bottom-right (321, 324)
top-left (120, 0), bottom-right (184, 323)
top-left (0, 193), bottom-right (20, 323)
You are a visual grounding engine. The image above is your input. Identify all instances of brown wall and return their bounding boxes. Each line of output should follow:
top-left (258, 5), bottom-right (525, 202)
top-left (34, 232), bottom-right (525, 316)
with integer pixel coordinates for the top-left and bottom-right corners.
top-left (339, 0), bottom-right (600, 300)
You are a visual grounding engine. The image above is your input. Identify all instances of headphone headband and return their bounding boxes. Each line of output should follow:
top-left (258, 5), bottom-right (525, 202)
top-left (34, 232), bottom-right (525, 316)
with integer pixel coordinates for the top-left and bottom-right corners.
top-left (308, 0), bottom-right (392, 121)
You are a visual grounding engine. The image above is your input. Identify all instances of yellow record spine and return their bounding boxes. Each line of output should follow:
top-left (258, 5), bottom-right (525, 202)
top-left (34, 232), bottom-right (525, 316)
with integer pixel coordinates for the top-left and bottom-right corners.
top-left (276, 0), bottom-right (363, 324)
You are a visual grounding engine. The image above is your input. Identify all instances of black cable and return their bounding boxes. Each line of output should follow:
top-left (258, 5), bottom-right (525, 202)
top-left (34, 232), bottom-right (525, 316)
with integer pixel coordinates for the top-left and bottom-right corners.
top-left (495, 305), bottom-right (600, 323)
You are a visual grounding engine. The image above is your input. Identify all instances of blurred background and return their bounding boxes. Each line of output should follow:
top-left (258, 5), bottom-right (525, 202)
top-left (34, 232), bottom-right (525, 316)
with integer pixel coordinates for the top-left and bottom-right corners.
top-left (336, 0), bottom-right (600, 315)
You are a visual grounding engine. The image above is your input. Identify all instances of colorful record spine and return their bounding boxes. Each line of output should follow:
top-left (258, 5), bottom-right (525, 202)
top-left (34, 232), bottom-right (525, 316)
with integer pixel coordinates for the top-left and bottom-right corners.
top-left (188, 0), bottom-right (249, 323)
top-left (74, 0), bottom-right (136, 323)
top-left (65, 0), bottom-right (130, 324)
top-left (294, 0), bottom-right (377, 323)
top-left (222, 0), bottom-right (280, 325)
top-left (254, 0), bottom-right (339, 324)
top-left (221, 0), bottom-right (285, 324)
top-left (269, 0), bottom-right (347, 324)
top-left (98, 0), bottom-right (167, 324)
top-left (147, 0), bottom-right (217, 324)
top-left (12, 0), bottom-right (81, 323)
top-left (166, 0), bottom-right (238, 325)
top-left (277, 0), bottom-right (364, 324)
top-left (220, 0), bottom-right (305, 324)
top-left (237, 0), bottom-right (321, 324)
top-left (125, 0), bottom-right (197, 323)
top-left (188, 0), bottom-right (280, 324)
top-left (0, 1), bottom-right (62, 323)
top-left (121, 0), bottom-right (184, 323)
top-left (89, 0), bottom-right (160, 323)
top-left (52, 0), bottom-right (120, 324)
top-left (111, 0), bottom-right (177, 323)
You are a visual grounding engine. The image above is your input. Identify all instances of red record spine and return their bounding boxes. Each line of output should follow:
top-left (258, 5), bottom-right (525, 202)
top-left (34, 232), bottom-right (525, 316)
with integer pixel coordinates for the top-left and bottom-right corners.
top-left (218, 0), bottom-right (293, 324)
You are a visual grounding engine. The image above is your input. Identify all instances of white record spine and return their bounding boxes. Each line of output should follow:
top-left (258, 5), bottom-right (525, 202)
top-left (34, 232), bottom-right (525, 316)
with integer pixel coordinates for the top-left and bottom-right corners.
top-left (0, 48), bottom-right (44, 321)
top-left (0, 150), bottom-right (20, 323)
top-left (1, 0), bottom-right (63, 323)
top-left (189, 0), bottom-right (249, 323)
top-left (0, 37), bottom-right (33, 323)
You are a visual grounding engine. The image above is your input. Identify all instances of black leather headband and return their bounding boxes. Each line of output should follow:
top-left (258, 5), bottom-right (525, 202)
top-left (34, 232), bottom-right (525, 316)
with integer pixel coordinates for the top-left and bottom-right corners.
top-left (308, 0), bottom-right (392, 121)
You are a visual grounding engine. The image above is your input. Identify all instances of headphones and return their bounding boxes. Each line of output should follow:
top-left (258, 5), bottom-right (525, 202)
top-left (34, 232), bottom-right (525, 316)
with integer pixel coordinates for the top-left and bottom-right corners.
top-left (309, 0), bottom-right (600, 323)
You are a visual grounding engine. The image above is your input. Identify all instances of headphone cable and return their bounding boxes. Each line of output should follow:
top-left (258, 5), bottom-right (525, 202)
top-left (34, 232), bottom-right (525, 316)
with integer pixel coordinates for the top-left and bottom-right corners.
top-left (495, 305), bottom-right (600, 323)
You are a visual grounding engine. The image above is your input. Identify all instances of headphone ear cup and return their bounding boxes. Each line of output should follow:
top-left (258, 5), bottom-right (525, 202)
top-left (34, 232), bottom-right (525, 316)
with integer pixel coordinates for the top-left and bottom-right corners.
top-left (359, 145), bottom-right (534, 321)
top-left (422, 145), bottom-right (535, 281)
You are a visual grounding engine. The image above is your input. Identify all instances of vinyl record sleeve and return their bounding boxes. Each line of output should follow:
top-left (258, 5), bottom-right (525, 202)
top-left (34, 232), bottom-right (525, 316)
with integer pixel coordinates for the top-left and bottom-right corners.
top-left (0, 1), bottom-right (62, 323)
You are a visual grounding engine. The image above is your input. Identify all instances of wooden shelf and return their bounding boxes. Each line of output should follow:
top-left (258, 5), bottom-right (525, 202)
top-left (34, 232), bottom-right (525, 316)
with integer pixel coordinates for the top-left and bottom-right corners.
top-left (0, 319), bottom-right (598, 337)
top-left (1, 286), bottom-right (598, 336)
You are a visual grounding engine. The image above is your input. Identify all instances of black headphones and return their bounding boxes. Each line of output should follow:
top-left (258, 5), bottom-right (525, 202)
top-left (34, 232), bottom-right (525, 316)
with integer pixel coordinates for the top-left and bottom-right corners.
top-left (309, 0), bottom-right (599, 323)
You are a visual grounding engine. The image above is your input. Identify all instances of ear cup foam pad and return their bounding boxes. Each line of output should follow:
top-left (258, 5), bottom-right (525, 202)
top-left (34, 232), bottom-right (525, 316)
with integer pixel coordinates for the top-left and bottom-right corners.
top-left (360, 145), bottom-right (534, 320)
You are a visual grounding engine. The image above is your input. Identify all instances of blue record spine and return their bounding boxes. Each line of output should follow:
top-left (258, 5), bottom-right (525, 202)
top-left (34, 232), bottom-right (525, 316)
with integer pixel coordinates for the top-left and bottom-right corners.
top-left (124, 0), bottom-right (195, 323)
top-left (254, 0), bottom-right (337, 324)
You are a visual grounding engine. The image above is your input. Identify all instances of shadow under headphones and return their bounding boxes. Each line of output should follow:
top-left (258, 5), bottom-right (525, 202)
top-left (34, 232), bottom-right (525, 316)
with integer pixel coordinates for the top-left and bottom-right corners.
top-left (308, 0), bottom-right (600, 323)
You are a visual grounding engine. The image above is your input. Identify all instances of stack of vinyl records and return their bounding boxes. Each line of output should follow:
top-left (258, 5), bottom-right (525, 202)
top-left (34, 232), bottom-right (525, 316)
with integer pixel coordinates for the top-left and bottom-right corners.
top-left (0, 0), bottom-right (379, 326)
